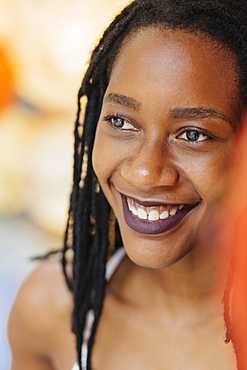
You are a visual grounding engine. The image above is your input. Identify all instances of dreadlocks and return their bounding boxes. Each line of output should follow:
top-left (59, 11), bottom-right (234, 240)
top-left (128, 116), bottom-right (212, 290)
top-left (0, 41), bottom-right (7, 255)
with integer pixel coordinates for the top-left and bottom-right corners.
top-left (62, 1), bottom-right (247, 368)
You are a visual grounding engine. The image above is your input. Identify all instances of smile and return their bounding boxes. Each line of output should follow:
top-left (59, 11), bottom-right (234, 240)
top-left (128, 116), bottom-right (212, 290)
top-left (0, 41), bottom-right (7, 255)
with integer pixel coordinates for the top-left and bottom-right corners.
top-left (127, 197), bottom-right (184, 220)
top-left (121, 194), bottom-right (199, 235)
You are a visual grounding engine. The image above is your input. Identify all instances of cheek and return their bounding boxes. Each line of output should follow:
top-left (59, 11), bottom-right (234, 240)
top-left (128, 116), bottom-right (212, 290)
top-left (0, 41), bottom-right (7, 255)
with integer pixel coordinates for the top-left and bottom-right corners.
top-left (92, 127), bottom-right (122, 185)
top-left (92, 125), bottom-right (136, 184)
top-left (92, 130), bottom-right (107, 183)
top-left (180, 149), bottom-right (233, 202)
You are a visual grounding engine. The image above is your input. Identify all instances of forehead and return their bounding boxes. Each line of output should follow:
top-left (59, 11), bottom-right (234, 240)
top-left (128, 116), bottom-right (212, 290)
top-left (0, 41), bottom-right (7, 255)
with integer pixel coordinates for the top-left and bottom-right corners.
top-left (107, 28), bottom-right (241, 124)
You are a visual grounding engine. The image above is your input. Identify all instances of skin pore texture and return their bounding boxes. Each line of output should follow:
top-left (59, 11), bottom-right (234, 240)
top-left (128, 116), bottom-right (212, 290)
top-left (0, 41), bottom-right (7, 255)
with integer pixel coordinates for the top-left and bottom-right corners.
top-left (93, 28), bottom-right (241, 269)
top-left (9, 27), bottom-right (243, 370)
top-left (92, 28), bottom-right (241, 369)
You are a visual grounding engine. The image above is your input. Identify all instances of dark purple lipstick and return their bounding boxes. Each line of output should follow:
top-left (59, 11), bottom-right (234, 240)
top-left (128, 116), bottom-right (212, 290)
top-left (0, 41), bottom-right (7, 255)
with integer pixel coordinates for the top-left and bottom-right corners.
top-left (121, 194), bottom-right (198, 235)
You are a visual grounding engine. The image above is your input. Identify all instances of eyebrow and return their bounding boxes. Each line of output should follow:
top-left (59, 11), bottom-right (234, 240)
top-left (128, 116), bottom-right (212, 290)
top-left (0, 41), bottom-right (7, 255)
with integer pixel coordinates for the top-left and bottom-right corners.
top-left (104, 93), bottom-right (142, 111)
top-left (104, 94), bottom-right (232, 125)
top-left (169, 107), bottom-right (232, 125)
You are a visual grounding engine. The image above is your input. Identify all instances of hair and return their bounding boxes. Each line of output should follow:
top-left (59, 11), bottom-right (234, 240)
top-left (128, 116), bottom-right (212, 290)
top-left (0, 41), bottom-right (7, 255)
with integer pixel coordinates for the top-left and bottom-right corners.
top-left (62, 1), bottom-right (247, 369)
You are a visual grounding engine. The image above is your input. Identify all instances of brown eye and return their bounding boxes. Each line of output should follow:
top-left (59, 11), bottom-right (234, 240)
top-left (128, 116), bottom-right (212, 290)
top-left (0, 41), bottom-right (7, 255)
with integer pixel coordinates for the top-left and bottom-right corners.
top-left (111, 117), bottom-right (124, 127)
top-left (109, 116), bottom-right (137, 131)
top-left (186, 130), bottom-right (200, 141)
top-left (179, 130), bottom-right (208, 142)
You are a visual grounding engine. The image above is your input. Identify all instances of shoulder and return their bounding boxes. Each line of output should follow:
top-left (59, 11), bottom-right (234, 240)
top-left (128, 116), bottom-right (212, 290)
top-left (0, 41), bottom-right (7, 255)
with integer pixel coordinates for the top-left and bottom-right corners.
top-left (8, 259), bottom-right (73, 357)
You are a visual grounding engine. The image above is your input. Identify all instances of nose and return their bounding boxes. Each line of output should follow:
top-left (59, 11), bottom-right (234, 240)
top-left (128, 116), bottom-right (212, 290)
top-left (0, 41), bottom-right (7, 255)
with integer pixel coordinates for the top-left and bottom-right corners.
top-left (121, 141), bottom-right (179, 189)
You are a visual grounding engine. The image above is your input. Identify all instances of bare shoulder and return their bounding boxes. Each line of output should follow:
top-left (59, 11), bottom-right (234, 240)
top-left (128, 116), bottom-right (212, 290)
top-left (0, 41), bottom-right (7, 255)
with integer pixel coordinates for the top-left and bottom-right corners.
top-left (8, 259), bottom-right (74, 369)
top-left (9, 259), bottom-right (73, 335)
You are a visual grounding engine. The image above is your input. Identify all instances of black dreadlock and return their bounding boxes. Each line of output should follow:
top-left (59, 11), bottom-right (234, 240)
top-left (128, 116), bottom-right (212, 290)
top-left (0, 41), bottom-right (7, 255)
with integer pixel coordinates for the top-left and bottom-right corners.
top-left (62, 1), bottom-right (247, 369)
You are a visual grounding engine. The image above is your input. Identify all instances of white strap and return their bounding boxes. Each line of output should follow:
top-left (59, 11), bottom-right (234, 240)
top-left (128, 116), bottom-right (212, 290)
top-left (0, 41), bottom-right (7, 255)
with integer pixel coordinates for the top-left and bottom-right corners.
top-left (73, 247), bottom-right (126, 370)
top-left (105, 247), bottom-right (126, 281)
top-left (81, 309), bottom-right (94, 370)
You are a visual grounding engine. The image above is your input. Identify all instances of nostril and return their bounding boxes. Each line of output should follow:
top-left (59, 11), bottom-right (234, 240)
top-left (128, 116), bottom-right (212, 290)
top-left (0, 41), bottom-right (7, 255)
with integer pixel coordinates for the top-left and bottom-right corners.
top-left (120, 143), bottom-right (179, 188)
top-left (121, 159), bottom-right (179, 188)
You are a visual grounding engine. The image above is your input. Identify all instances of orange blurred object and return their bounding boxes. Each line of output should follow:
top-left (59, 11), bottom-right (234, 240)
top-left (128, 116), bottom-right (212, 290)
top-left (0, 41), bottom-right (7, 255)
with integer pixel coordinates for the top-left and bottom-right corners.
top-left (218, 115), bottom-right (247, 369)
top-left (0, 47), bottom-right (13, 109)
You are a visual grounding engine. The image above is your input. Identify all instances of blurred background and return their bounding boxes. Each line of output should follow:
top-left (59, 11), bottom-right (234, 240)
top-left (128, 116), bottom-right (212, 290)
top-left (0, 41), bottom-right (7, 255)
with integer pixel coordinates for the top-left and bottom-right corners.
top-left (0, 0), bottom-right (129, 368)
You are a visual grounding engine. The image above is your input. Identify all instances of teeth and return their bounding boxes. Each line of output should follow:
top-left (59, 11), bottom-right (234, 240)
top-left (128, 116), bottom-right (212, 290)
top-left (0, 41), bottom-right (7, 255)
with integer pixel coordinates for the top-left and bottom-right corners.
top-left (148, 209), bottom-right (160, 221)
top-left (138, 208), bottom-right (147, 220)
top-left (126, 197), bottom-right (184, 221)
top-left (169, 206), bottom-right (178, 216)
top-left (160, 210), bottom-right (169, 219)
top-left (127, 198), bottom-right (132, 211)
top-left (132, 206), bottom-right (138, 216)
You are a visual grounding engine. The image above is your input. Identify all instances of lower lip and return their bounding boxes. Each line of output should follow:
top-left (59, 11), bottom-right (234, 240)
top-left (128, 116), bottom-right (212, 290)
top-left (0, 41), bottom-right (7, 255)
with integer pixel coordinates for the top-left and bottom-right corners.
top-left (121, 195), bottom-right (198, 235)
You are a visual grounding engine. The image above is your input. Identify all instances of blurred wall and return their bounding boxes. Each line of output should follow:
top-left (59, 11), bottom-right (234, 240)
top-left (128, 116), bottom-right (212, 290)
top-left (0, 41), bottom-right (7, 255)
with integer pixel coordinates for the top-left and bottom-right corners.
top-left (0, 2), bottom-right (130, 369)
top-left (0, 0), bottom-right (129, 237)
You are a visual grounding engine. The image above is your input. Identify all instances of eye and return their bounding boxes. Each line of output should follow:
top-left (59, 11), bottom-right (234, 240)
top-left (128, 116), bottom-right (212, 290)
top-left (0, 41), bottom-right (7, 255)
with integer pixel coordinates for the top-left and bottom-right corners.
top-left (179, 129), bottom-right (209, 142)
top-left (104, 115), bottom-right (137, 131)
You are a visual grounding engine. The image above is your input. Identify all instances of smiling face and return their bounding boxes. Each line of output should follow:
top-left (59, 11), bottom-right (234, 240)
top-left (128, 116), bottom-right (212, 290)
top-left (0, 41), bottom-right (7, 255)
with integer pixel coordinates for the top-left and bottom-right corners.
top-left (92, 28), bottom-right (242, 268)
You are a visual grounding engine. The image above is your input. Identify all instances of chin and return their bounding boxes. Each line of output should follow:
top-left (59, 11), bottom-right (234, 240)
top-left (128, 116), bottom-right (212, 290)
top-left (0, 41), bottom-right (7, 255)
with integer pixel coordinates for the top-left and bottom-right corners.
top-left (120, 228), bottom-right (197, 269)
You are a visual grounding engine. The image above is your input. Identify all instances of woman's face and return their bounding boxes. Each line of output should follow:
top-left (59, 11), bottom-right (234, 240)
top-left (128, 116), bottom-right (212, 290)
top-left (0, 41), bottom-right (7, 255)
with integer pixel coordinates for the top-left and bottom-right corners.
top-left (92, 28), bottom-right (242, 268)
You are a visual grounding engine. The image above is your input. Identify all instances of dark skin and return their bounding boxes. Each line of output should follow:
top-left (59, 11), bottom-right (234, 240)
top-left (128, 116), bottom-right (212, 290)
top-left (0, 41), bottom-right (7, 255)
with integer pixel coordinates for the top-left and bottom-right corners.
top-left (9, 28), bottom-right (243, 369)
top-left (93, 28), bottom-right (240, 270)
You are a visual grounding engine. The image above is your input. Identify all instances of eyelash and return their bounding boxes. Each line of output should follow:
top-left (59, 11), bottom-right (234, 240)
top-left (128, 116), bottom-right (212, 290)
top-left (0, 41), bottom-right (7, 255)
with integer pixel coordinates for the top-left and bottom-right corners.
top-left (103, 115), bottom-right (213, 142)
top-left (178, 129), bottom-right (212, 143)
top-left (103, 114), bottom-right (137, 131)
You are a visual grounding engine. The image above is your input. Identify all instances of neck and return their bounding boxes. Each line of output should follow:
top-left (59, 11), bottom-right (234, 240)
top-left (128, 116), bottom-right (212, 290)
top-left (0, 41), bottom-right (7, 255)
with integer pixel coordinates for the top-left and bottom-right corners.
top-left (127, 244), bottom-right (229, 322)
top-left (150, 247), bottom-right (220, 298)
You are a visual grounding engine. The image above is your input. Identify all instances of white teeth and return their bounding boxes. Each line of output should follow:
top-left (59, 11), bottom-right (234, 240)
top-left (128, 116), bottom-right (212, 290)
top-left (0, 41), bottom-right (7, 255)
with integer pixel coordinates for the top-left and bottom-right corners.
top-left (127, 197), bottom-right (184, 221)
top-left (160, 210), bottom-right (169, 219)
top-left (148, 209), bottom-right (160, 221)
top-left (169, 207), bottom-right (177, 216)
top-left (132, 206), bottom-right (138, 216)
top-left (138, 208), bottom-right (147, 220)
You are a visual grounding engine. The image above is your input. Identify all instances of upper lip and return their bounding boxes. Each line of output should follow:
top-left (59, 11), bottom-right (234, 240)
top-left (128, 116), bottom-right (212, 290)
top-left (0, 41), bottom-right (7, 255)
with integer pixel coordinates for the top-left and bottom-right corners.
top-left (120, 192), bottom-right (201, 207)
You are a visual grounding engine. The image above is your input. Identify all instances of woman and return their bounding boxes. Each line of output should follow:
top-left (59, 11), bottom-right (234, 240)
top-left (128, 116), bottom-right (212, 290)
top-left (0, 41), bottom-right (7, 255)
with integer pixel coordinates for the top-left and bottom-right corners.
top-left (8, 0), bottom-right (247, 369)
